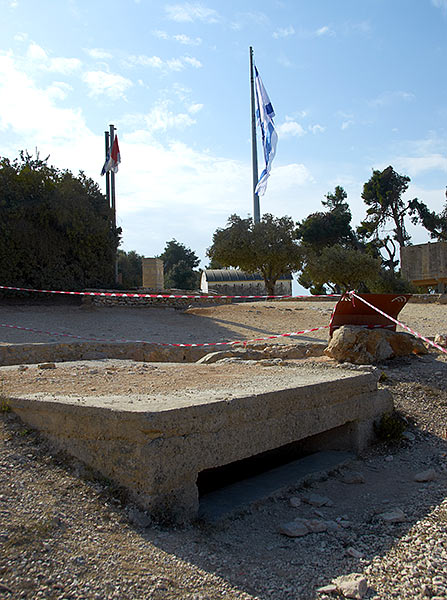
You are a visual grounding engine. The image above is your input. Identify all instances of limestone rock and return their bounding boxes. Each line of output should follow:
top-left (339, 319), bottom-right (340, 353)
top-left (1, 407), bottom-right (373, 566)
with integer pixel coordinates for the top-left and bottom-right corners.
top-left (304, 518), bottom-right (328, 533)
top-left (414, 468), bottom-right (438, 482)
top-left (333, 573), bottom-right (367, 599)
top-left (434, 333), bottom-right (447, 348)
top-left (128, 507), bottom-right (151, 528)
top-left (317, 584), bottom-right (338, 594)
top-left (342, 471), bottom-right (366, 484)
top-left (377, 508), bottom-right (406, 523)
top-left (289, 496), bottom-right (301, 508)
top-left (325, 326), bottom-right (427, 365)
top-left (301, 493), bottom-right (333, 507)
top-left (347, 547), bottom-right (364, 559)
top-left (279, 520), bottom-right (309, 537)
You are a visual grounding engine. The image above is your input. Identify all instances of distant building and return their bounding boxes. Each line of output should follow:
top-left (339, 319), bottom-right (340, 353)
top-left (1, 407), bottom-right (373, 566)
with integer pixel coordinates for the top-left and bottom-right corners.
top-left (401, 241), bottom-right (447, 292)
top-left (200, 269), bottom-right (292, 296)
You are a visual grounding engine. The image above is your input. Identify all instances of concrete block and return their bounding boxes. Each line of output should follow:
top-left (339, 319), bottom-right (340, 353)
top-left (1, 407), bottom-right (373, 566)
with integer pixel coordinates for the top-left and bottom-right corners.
top-left (7, 363), bottom-right (392, 522)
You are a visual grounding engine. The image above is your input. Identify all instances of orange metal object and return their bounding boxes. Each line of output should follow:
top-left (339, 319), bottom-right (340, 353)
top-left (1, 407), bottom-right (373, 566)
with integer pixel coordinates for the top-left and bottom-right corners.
top-left (329, 293), bottom-right (412, 337)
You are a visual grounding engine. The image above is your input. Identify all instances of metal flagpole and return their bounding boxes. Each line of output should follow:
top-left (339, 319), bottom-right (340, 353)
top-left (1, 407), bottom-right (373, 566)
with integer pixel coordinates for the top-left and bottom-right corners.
top-left (250, 46), bottom-right (260, 224)
top-left (104, 130), bottom-right (111, 208)
top-left (109, 124), bottom-right (119, 284)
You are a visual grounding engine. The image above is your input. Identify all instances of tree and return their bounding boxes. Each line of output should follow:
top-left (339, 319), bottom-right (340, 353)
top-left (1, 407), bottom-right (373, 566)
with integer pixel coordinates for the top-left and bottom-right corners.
top-left (117, 250), bottom-right (143, 288)
top-left (358, 166), bottom-right (415, 250)
top-left (159, 239), bottom-right (200, 290)
top-left (296, 186), bottom-right (362, 293)
top-left (207, 213), bottom-right (303, 296)
top-left (409, 193), bottom-right (447, 242)
top-left (0, 151), bottom-right (120, 290)
top-left (304, 245), bottom-right (382, 293)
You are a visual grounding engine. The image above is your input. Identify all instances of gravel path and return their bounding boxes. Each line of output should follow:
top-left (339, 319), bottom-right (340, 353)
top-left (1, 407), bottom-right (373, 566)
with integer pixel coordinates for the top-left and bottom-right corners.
top-left (1, 299), bottom-right (447, 599)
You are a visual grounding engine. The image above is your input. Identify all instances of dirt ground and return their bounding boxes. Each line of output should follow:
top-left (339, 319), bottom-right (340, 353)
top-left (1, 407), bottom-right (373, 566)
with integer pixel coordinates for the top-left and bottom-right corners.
top-left (1, 298), bottom-right (447, 600)
top-left (0, 298), bottom-right (444, 347)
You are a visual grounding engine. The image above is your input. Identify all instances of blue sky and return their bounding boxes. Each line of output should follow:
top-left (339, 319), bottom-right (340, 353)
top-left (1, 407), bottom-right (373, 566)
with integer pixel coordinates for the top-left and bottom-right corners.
top-left (1, 0), bottom-right (447, 283)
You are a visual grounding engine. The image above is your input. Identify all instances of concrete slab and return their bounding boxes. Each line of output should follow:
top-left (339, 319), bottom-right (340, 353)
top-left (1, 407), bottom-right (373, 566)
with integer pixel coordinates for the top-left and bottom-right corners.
top-left (7, 362), bottom-right (392, 522)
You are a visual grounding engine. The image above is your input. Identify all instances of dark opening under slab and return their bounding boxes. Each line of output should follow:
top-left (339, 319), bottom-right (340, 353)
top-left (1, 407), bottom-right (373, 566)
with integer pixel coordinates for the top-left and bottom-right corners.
top-left (198, 441), bottom-right (354, 522)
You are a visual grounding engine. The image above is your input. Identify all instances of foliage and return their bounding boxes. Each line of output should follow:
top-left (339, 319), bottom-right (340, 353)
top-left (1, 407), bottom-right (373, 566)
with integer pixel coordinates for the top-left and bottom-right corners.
top-left (0, 151), bottom-right (120, 290)
top-left (296, 187), bottom-right (366, 293)
top-left (368, 269), bottom-right (416, 294)
top-left (117, 250), bottom-right (143, 288)
top-left (358, 166), bottom-right (416, 249)
top-left (207, 213), bottom-right (303, 296)
top-left (159, 239), bottom-right (200, 290)
top-left (409, 196), bottom-right (447, 242)
top-left (297, 186), bottom-right (358, 251)
top-left (374, 412), bottom-right (406, 442)
top-left (303, 245), bottom-right (382, 293)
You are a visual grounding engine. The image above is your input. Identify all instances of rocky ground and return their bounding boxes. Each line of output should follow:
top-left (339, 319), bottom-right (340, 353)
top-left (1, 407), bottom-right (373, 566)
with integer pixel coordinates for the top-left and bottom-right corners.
top-left (1, 299), bottom-right (447, 599)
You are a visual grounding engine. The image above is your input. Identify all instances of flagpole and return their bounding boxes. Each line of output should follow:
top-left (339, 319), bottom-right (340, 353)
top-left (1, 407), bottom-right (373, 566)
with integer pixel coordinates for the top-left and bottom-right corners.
top-left (250, 46), bottom-right (260, 224)
top-left (109, 123), bottom-right (118, 284)
top-left (104, 131), bottom-right (111, 208)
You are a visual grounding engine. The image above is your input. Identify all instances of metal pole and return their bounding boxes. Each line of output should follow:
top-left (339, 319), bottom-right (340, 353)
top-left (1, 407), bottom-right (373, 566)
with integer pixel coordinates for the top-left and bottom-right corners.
top-left (104, 131), bottom-right (110, 208)
top-left (250, 46), bottom-right (260, 224)
top-left (109, 124), bottom-right (118, 285)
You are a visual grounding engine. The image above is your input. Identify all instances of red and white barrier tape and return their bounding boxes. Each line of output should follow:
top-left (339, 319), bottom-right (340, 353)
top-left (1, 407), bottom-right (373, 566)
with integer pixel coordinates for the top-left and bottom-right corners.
top-left (350, 292), bottom-right (447, 355)
top-left (0, 284), bottom-right (340, 301)
top-left (0, 322), bottom-right (329, 348)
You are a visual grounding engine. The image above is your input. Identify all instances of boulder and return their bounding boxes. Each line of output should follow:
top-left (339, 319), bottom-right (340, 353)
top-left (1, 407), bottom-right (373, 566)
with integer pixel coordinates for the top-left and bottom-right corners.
top-left (434, 333), bottom-right (447, 348)
top-left (325, 326), bottom-right (427, 365)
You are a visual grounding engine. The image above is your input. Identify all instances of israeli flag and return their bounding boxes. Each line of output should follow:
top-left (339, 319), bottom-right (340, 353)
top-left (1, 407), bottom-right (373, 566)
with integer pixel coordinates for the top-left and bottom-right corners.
top-left (254, 65), bottom-right (278, 196)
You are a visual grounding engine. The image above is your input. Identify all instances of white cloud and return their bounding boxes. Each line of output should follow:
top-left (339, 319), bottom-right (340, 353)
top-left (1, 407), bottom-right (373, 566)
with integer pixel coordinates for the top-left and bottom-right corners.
top-left (27, 42), bottom-right (47, 61)
top-left (125, 54), bottom-right (202, 71)
top-left (26, 42), bottom-right (81, 73)
top-left (341, 120), bottom-right (354, 130)
top-left (0, 52), bottom-right (91, 148)
top-left (309, 124), bottom-right (325, 134)
top-left (127, 55), bottom-right (164, 68)
top-left (46, 81), bottom-right (73, 101)
top-left (315, 25), bottom-right (334, 36)
top-left (143, 101), bottom-right (196, 132)
top-left (165, 2), bottom-right (220, 23)
top-left (47, 57), bottom-right (82, 74)
top-left (173, 33), bottom-right (202, 45)
top-left (14, 32), bottom-right (28, 42)
top-left (273, 26), bottom-right (295, 39)
top-left (84, 48), bottom-right (113, 60)
top-left (154, 30), bottom-right (202, 45)
top-left (181, 56), bottom-right (202, 68)
top-left (83, 70), bottom-right (133, 100)
top-left (369, 90), bottom-right (415, 107)
top-left (277, 119), bottom-right (306, 137)
top-left (188, 103), bottom-right (203, 114)
top-left (394, 153), bottom-right (447, 176)
top-left (271, 164), bottom-right (313, 188)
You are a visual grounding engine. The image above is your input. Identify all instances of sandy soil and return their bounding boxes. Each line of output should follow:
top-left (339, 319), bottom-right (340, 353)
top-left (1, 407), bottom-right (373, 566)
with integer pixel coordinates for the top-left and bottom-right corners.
top-left (0, 299), bottom-right (444, 347)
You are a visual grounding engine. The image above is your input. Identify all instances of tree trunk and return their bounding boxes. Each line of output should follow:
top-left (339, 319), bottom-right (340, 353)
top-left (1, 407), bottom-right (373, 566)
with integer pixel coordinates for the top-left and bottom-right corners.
top-left (265, 279), bottom-right (276, 296)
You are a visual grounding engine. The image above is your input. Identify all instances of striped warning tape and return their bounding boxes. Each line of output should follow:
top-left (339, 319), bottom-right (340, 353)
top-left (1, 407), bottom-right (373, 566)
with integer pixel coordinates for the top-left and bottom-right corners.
top-left (0, 284), bottom-right (340, 301)
top-left (0, 322), bottom-right (330, 348)
top-left (350, 292), bottom-right (447, 355)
